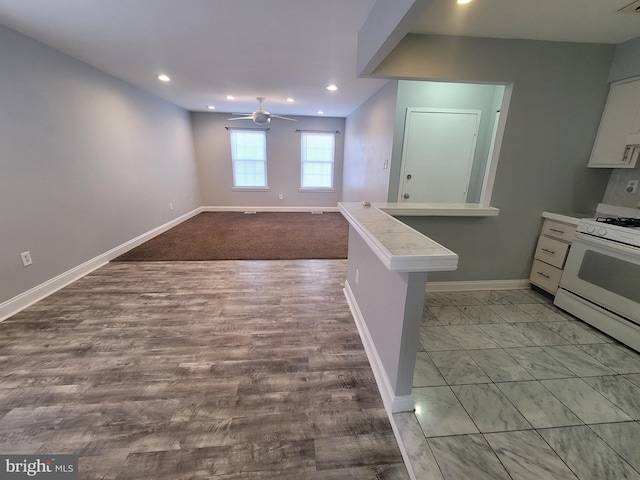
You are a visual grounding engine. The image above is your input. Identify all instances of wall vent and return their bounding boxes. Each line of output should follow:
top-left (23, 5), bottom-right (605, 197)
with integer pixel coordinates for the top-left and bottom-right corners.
top-left (619, 0), bottom-right (640, 13)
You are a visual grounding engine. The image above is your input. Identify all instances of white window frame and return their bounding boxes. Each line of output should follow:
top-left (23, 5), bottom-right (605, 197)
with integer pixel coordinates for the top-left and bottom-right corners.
top-left (229, 129), bottom-right (269, 190)
top-left (299, 131), bottom-right (335, 191)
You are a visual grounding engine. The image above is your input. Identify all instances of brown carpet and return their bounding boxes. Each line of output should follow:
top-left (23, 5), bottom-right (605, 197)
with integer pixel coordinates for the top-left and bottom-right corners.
top-left (112, 211), bottom-right (349, 261)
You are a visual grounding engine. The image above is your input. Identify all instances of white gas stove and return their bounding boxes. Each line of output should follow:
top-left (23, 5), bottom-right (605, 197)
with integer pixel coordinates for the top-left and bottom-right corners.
top-left (555, 215), bottom-right (640, 352)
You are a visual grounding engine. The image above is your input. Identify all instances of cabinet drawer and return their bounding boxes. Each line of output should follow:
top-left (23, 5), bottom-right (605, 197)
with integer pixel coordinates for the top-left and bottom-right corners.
top-left (541, 219), bottom-right (576, 242)
top-left (529, 259), bottom-right (563, 294)
top-left (534, 235), bottom-right (570, 268)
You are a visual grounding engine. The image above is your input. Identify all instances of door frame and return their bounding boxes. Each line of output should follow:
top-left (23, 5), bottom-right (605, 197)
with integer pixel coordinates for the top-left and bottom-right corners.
top-left (398, 107), bottom-right (481, 203)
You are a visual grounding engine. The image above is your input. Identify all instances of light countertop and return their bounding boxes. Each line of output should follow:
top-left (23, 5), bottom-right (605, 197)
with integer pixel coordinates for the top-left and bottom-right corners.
top-left (542, 211), bottom-right (588, 226)
top-left (338, 202), bottom-right (459, 273)
top-left (376, 202), bottom-right (499, 217)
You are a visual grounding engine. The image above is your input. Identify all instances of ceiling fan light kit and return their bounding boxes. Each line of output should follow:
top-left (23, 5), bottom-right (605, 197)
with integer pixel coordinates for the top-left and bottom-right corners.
top-left (227, 97), bottom-right (297, 125)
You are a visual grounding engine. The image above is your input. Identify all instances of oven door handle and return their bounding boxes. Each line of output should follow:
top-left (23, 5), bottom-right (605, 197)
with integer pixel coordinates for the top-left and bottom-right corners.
top-left (574, 232), bottom-right (640, 256)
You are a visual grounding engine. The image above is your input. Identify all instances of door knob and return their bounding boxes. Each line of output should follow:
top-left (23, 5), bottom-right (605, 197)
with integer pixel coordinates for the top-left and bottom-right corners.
top-left (403, 193), bottom-right (410, 199)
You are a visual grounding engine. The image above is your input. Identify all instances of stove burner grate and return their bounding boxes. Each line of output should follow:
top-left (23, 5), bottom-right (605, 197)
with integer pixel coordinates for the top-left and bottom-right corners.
top-left (596, 217), bottom-right (640, 228)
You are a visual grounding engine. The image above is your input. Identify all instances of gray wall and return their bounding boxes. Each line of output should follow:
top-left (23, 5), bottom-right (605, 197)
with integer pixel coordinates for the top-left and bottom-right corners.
top-left (0, 25), bottom-right (201, 305)
top-left (345, 226), bottom-right (426, 399)
top-left (191, 112), bottom-right (345, 208)
top-left (388, 80), bottom-right (504, 203)
top-left (342, 81), bottom-right (397, 203)
top-left (372, 34), bottom-right (614, 281)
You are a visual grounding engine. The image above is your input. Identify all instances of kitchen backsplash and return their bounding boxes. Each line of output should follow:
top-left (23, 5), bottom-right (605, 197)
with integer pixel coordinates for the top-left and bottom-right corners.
top-left (602, 166), bottom-right (640, 209)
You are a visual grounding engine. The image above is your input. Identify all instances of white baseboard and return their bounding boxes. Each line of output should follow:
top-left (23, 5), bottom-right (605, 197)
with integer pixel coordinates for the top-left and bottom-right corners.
top-left (0, 208), bottom-right (202, 322)
top-left (426, 279), bottom-right (531, 292)
top-left (343, 280), bottom-right (414, 415)
top-left (201, 205), bottom-right (339, 213)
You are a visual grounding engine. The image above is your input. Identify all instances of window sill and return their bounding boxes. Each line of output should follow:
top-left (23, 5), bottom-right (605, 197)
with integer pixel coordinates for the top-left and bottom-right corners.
top-left (232, 187), bottom-right (271, 192)
top-left (298, 188), bottom-right (336, 193)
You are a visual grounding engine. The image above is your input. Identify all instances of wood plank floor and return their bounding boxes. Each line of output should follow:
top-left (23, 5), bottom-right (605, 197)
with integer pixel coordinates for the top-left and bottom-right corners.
top-left (0, 260), bottom-right (408, 479)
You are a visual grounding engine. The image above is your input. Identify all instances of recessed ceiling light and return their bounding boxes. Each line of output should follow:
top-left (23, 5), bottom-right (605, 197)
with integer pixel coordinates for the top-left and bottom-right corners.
top-left (457, 0), bottom-right (472, 4)
top-left (317, 110), bottom-right (324, 115)
top-left (207, 105), bottom-right (216, 110)
top-left (157, 74), bottom-right (171, 82)
top-left (326, 84), bottom-right (338, 92)
top-left (286, 98), bottom-right (295, 103)
top-left (226, 95), bottom-right (235, 100)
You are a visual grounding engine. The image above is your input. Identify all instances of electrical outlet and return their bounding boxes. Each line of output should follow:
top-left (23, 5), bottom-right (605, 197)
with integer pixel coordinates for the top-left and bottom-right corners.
top-left (169, 202), bottom-right (174, 210)
top-left (627, 180), bottom-right (639, 194)
top-left (20, 251), bottom-right (33, 267)
top-left (278, 194), bottom-right (283, 200)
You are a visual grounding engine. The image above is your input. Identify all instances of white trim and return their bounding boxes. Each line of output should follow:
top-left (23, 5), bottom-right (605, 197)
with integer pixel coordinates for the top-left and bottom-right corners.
top-left (426, 279), bottom-right (531, 292)
top-left (202, 205), bottom-right (339, 213)
top-left (480, 84), bottom-right (512, 206)
top-left (343, 280), bottom-right (414, 415)
top-left (0, 208), bottom-right (202, 322)
top-left (231, 187), bottom-right (271, 192)
top-left (297, 188), bottom-right (336, 193)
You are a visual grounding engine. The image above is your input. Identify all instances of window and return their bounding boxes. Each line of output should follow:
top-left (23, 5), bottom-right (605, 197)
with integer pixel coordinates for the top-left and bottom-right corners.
top-left (230, 129), bottom-right (267, 188)
top-left (300, 132), bottom-right (335, 189)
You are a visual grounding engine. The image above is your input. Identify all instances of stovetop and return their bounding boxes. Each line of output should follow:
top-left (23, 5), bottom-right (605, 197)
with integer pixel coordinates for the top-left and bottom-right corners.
top-left (578, 217), bottom-right (640, 248)
top-left (596, 217), bottom-right (640, 228)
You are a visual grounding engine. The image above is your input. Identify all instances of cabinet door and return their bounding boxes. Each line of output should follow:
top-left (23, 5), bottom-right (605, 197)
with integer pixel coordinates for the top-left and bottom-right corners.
top-left (589, 78), bottom-right (640, 168)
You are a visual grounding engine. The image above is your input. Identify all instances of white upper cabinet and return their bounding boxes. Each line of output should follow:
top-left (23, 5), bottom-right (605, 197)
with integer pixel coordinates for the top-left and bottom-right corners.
top-left (589, 77), bottom-right (640, 168)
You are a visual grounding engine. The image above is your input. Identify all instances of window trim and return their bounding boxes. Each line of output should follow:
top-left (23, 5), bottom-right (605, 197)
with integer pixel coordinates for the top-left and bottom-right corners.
top-left (298, 188), bottom-right (336, 193)
top-left (300, 131), bottom-right (336, 190)
top-left (229, 128), bottom-right (268, 188)
top-left (232, 187), bottom-right (271, 192)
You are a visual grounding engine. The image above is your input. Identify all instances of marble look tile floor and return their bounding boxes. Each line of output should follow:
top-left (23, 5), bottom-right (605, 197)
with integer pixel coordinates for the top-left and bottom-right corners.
top-left (396, 288), bottom-right (640, 480)
top-left (0, 260), bottom-right (408, 479)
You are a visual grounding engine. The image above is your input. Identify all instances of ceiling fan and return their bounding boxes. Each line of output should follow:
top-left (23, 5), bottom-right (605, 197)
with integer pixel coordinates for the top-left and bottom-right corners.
top-left (227, 97), bottom-right (296, 125)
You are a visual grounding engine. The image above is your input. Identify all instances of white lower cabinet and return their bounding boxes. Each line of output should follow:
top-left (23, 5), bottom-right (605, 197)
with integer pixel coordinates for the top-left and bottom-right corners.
top-left (529, 216), bottom-right (578, 295)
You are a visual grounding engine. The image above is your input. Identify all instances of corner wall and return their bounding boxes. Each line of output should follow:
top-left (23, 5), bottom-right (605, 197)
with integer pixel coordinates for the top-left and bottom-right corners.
top-left (342, 81), bottom-right (397, 203)
top-left (0, 25), bottom-right (201, 307)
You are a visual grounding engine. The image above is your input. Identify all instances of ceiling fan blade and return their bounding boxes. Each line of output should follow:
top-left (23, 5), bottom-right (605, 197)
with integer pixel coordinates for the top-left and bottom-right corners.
top-left (271, 115), bottom-right (297, 121)
top-left (227, 116), bottom-right (254, 120)
top-left (230, 113), bottom-right (251, 116)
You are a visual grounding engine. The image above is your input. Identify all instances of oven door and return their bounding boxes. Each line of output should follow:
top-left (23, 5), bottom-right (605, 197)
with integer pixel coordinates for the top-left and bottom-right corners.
top-left (559, 232), bottom-right (640, 325)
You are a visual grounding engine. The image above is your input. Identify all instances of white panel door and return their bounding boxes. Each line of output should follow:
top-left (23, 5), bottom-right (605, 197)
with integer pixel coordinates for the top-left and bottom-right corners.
top-left (399, 109), bottom-right (480, 203)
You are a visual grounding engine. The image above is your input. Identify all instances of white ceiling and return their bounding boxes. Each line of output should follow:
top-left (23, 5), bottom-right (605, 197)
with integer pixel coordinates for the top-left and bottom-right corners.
top-left (0, 0), bottom-right (386, 117)
top-left (0, 0), bottom-right (638, 117)
top-left (412, 0), bottom-right (640, 44)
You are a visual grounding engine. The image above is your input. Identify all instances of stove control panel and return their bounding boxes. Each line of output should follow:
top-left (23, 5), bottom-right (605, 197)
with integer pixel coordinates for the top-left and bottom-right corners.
top-left (583, 224), bottom-right (608, 237)
top-left (578, 219), bottom-right (640, 248)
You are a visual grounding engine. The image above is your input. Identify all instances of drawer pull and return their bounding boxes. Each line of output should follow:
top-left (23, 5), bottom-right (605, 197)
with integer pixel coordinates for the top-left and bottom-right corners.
top-left (541, 248), bottom-right (556, 254)
top-left (536, 271), bottom-right (550, 279)
top-left (549, 228), bottom-right (565, 234)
